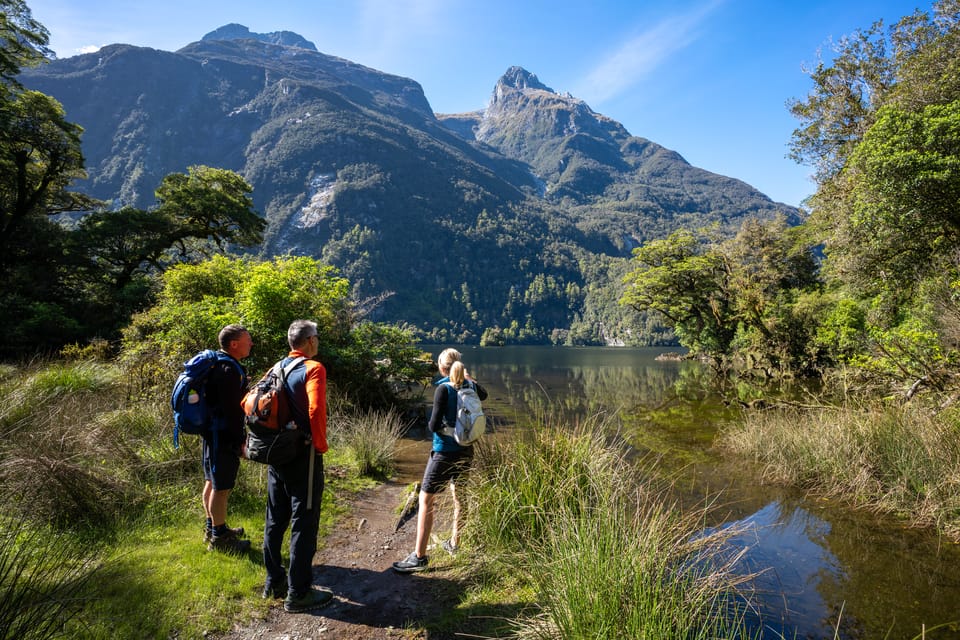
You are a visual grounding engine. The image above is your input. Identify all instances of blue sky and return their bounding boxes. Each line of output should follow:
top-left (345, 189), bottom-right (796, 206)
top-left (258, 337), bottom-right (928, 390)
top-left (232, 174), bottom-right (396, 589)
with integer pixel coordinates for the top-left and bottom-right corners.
top-left (27, 0), bottom-right (933, 208)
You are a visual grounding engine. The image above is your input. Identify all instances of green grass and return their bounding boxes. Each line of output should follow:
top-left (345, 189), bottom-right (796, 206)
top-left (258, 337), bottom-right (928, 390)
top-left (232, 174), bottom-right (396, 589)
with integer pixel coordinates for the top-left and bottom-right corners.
top-left (461, 414), bottom-right (752, 639)
top-left (0, 358), bottom-right (757, 639)
top-left (719, 402), bottom-right (960, 539)
top-left (0, 358), bottom-right (390, 639)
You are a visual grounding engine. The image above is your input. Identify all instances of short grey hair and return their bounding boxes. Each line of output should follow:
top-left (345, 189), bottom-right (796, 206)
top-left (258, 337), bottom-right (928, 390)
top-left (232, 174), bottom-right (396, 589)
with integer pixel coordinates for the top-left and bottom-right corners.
top-left (287, 319), bottom-right (318, 349)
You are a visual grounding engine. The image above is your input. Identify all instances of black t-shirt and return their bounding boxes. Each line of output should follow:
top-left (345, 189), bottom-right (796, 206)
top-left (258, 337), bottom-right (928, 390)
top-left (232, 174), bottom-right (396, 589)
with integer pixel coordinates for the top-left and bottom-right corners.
top-left (205, 353), bottom-right (247, 447)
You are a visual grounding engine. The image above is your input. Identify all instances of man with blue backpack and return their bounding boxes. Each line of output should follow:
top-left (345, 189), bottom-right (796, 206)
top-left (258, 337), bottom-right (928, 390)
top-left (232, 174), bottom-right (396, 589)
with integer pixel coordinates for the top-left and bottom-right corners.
top-left (197, 324), bottom-right (253, 553)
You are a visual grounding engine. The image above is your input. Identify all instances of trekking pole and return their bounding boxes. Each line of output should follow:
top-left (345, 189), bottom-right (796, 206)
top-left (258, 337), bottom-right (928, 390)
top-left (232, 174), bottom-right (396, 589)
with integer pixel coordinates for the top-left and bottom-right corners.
top-left (307, 445), bottom-right (316, 510)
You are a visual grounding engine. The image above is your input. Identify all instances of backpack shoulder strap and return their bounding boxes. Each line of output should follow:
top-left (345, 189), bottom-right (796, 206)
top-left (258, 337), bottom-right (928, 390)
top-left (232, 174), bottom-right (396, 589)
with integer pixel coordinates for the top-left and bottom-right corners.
top-left (281, 356), bottom-right (307, 380)
top-left (215, 350), bottom-right (245, 388)
top-left (440, 381), bottom-right (458, 426)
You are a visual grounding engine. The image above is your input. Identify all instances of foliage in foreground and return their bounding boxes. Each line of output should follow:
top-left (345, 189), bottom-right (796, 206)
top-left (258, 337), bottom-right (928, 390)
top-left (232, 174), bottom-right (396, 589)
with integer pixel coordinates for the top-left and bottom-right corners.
top-left (466, 417), bottom-right (752, 639)
top-left (120, 254), bottom-right (433, 410)
top-left (0, 518), bottom-right (101, 640)
top-left (720, 401), bottom-right (960, 540)
top-left (0, 356), bottom-right (403, 638)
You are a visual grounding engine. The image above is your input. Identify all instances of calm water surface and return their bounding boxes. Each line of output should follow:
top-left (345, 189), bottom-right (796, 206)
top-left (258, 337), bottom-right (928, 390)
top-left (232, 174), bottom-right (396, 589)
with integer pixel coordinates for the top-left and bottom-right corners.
top-left (406, 345), bottom-right (960, 639)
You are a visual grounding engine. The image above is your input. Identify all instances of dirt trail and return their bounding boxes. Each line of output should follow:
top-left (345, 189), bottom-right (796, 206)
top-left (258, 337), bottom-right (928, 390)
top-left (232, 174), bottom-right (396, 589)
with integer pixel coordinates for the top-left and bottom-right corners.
top-left (216, 479), bottom-right (462, 640)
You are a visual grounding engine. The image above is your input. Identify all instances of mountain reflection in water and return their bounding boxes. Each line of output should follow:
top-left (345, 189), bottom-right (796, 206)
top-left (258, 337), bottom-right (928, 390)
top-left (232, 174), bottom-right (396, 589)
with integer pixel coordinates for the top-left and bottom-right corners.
top-left (424, 345), bottom-right (960, 639)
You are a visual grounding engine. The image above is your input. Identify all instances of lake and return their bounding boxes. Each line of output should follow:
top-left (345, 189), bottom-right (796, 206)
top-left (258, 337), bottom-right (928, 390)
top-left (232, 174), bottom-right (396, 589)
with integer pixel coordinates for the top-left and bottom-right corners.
top-left (403, 346), bottom-right (960, 639)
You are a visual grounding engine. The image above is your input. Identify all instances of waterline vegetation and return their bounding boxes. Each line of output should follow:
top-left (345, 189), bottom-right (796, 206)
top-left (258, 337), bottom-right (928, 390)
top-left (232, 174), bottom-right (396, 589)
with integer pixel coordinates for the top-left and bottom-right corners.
top-left (464, 415), bottom-right (756, 639)
top-left (720, 401), bottom-right (960, 540)
top-left (0, 355), bottom-right (764, 639)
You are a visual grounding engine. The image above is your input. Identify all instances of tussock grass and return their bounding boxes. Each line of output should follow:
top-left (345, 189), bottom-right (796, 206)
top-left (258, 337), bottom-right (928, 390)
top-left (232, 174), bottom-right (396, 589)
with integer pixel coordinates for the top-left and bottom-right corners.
top-left (720, 403), bottom-right (960, 538)
top-left (0, 357), bottom-right (371, 639)
top-left (0, 361), bottom-right (145, 528)
top-left (331, 407), bottom-right (406, 478)
top-left (467, 415), bottom-right (752, 639)
top-left (0, 518), bottom-right (101, 640)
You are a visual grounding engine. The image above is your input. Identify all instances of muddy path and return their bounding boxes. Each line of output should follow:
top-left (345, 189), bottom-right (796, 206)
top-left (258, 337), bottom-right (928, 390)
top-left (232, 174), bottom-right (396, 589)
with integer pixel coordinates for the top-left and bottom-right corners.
top-left (216, 480), bottom-right (468, 640)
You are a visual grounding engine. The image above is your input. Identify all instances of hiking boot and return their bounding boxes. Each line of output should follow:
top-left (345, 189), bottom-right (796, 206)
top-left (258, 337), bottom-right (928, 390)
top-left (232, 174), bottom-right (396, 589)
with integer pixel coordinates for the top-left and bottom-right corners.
top-left (208, 534), bottom-right (251, 555)
top-left (392, 551), bottom-right (428, 573)
top-left (283, 587), bottom-right (333, 613)
top-left (203, 523), bottom-right (244, 544)
top-left (441, 539), bottom-right (459, 556)
top-left (262, 583), bottom-right (288, 600)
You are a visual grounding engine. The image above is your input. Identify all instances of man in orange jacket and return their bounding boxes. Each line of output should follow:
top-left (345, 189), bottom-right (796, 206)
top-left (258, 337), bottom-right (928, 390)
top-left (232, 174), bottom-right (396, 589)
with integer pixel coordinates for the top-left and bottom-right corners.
top-left (261, 319), bottom-right (333, 613)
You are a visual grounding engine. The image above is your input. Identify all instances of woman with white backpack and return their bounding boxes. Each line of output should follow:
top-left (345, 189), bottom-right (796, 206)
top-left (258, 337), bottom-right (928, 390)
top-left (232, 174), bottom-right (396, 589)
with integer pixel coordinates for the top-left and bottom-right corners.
top-left (392, 348), bottom-right (487, 573)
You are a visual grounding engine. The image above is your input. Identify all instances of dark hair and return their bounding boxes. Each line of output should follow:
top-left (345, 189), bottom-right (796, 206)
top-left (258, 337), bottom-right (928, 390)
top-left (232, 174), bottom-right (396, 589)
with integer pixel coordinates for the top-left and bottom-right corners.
top-left (287, 319), bottom-right (318, 349)
top-left (218, 324), bottom-right (248, 350)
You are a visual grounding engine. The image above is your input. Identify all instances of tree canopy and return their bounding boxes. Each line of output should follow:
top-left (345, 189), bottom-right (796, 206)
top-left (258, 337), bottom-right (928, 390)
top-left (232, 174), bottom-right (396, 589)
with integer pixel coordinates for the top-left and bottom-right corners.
top-left (122, 254), bottom-right (433, 408)
top-left (623, 1), bottom-right (960, 393)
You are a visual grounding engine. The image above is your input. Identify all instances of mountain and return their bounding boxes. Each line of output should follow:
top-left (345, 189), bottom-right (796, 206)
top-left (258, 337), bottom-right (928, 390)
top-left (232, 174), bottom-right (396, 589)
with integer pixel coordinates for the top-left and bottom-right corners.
top-left (20, 27), bottom-right (799, 345)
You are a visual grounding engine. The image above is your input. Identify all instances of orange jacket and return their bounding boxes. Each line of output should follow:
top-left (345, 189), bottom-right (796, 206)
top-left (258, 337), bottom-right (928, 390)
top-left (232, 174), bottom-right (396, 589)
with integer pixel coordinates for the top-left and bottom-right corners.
top-left (283, 350), bottom-right (328, 454)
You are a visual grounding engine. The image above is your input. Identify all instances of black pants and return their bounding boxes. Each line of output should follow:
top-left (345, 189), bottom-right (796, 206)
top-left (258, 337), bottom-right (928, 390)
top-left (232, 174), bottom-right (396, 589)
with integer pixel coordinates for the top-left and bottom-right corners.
top-left (263, 448), bottom-right (324, 597)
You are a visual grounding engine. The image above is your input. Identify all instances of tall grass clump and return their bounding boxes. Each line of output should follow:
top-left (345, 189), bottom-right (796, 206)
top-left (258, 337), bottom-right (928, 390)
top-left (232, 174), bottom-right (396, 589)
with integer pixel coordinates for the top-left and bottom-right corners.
top-left (517, 500), bottom-right (750, 640)
top-left (0, 361), bottom-right (143, 529)
top-left (331, 408), bottom-right (406, 478)
top-left (720, 403), bottom-right (960, 538)
top-left (468, 413), bottom-right (635, 554)
top-left (469, 415), bottom-right (752, 638)
top-left (0, 518), bottom-right (102, 640)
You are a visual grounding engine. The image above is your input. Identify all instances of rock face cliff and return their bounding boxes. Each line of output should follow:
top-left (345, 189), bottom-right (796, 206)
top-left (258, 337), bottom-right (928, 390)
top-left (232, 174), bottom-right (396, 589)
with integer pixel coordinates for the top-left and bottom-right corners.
top-left (21, 27), bottom-right (798, 344)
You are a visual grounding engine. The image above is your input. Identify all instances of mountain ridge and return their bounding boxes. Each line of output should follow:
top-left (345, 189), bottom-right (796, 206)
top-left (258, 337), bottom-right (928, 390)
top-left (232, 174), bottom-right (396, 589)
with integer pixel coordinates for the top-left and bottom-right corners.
top-left (20, 25), bottom-right (799, 345)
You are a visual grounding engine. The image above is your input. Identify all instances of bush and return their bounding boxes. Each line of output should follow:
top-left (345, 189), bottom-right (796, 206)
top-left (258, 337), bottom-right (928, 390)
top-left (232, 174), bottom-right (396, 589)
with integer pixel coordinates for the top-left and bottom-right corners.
top-left (121, 255), bottom-right (433, 409)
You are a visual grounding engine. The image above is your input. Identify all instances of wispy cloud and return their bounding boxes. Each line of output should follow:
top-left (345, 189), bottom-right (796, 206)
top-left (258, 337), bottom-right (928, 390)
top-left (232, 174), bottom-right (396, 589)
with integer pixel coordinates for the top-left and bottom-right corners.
top-left (356, 0), bottom-right (450, 59)
top-left (76, 45), bottom-right (103, 55)
top-left (576, 1), bottom-right (723, 105)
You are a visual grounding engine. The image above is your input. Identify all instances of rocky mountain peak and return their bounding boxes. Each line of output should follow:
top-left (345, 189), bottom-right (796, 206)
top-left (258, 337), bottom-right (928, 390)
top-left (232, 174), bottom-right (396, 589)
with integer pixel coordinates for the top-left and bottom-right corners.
top-left (200, 24), bottom-right (317, 51)
top-left (497, 66), bottom-right (553, 93)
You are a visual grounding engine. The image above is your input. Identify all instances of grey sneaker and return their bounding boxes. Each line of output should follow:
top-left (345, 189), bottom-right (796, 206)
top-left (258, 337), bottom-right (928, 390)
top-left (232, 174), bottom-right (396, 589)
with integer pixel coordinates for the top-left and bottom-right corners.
top-left (208, 534), bottom-right (251, 555)
top-left (284, 587), bottom-right (333, 613)
top-left (441, 539), bottom-right (459, 556)
top-left (392, 551), bottom-right (428, 573)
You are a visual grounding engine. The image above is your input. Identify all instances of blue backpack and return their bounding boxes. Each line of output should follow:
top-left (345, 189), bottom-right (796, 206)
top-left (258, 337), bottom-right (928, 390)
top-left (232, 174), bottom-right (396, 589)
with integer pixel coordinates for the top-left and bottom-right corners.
top-left (170, 349), bottom-right (241, 448)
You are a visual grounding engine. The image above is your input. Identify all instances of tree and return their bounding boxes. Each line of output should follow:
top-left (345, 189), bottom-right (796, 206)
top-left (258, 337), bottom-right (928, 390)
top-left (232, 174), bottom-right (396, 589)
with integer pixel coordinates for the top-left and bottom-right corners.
top-left (620, 228), bottom-right (734, 365)
top-left (122, 255), bottom-right (433, 409)
top-left (73, 167), bottom-right (264, 290)
top-left (621, 220), bottom-right (822, 375)
top-left (840, 101), bottom-right (960, 298)
top-left (0, 0), bottom-right (50, 88)
top-left (786, 0), bottom-right (960, 389)
top-left (153, 165), bottom-right (266, 254)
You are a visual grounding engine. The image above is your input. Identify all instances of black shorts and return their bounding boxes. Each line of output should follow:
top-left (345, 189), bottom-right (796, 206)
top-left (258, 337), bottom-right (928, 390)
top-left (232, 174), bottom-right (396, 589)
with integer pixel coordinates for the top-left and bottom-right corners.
top-left (202, 435), bottom-right (241, 491)
top-left (421, 449), bottom-right (472, 494)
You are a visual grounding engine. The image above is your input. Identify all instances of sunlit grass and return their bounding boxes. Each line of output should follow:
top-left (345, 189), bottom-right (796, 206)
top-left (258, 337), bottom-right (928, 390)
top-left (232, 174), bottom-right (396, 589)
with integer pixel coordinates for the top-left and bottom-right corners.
top-left (331, 407), bottom-right (407, 478)
top-left (463, 414), bottom-right (752, 639)
top-left (720, 402), bottom-right (960, 539)
top-left (0, 357), bottom-right (380, 638)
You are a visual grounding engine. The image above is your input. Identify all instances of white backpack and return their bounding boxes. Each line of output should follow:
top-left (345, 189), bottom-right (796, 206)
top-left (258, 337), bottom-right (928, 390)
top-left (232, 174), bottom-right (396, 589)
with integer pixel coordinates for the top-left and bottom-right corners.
top-left (443, 382), bottom-right (486, 445)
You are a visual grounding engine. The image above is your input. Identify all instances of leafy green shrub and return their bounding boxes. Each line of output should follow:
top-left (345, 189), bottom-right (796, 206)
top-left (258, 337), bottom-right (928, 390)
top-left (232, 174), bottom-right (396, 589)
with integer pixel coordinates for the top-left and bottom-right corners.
top-left (121, 255), bottom-right (432, 409)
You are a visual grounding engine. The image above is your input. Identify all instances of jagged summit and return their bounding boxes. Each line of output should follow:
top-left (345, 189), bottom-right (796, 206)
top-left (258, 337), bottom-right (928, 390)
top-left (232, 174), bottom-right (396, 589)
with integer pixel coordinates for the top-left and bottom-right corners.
top-left (201, 24), bottom-right (317, 51)
top-left (497, 66), bottom-right (553, 93)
